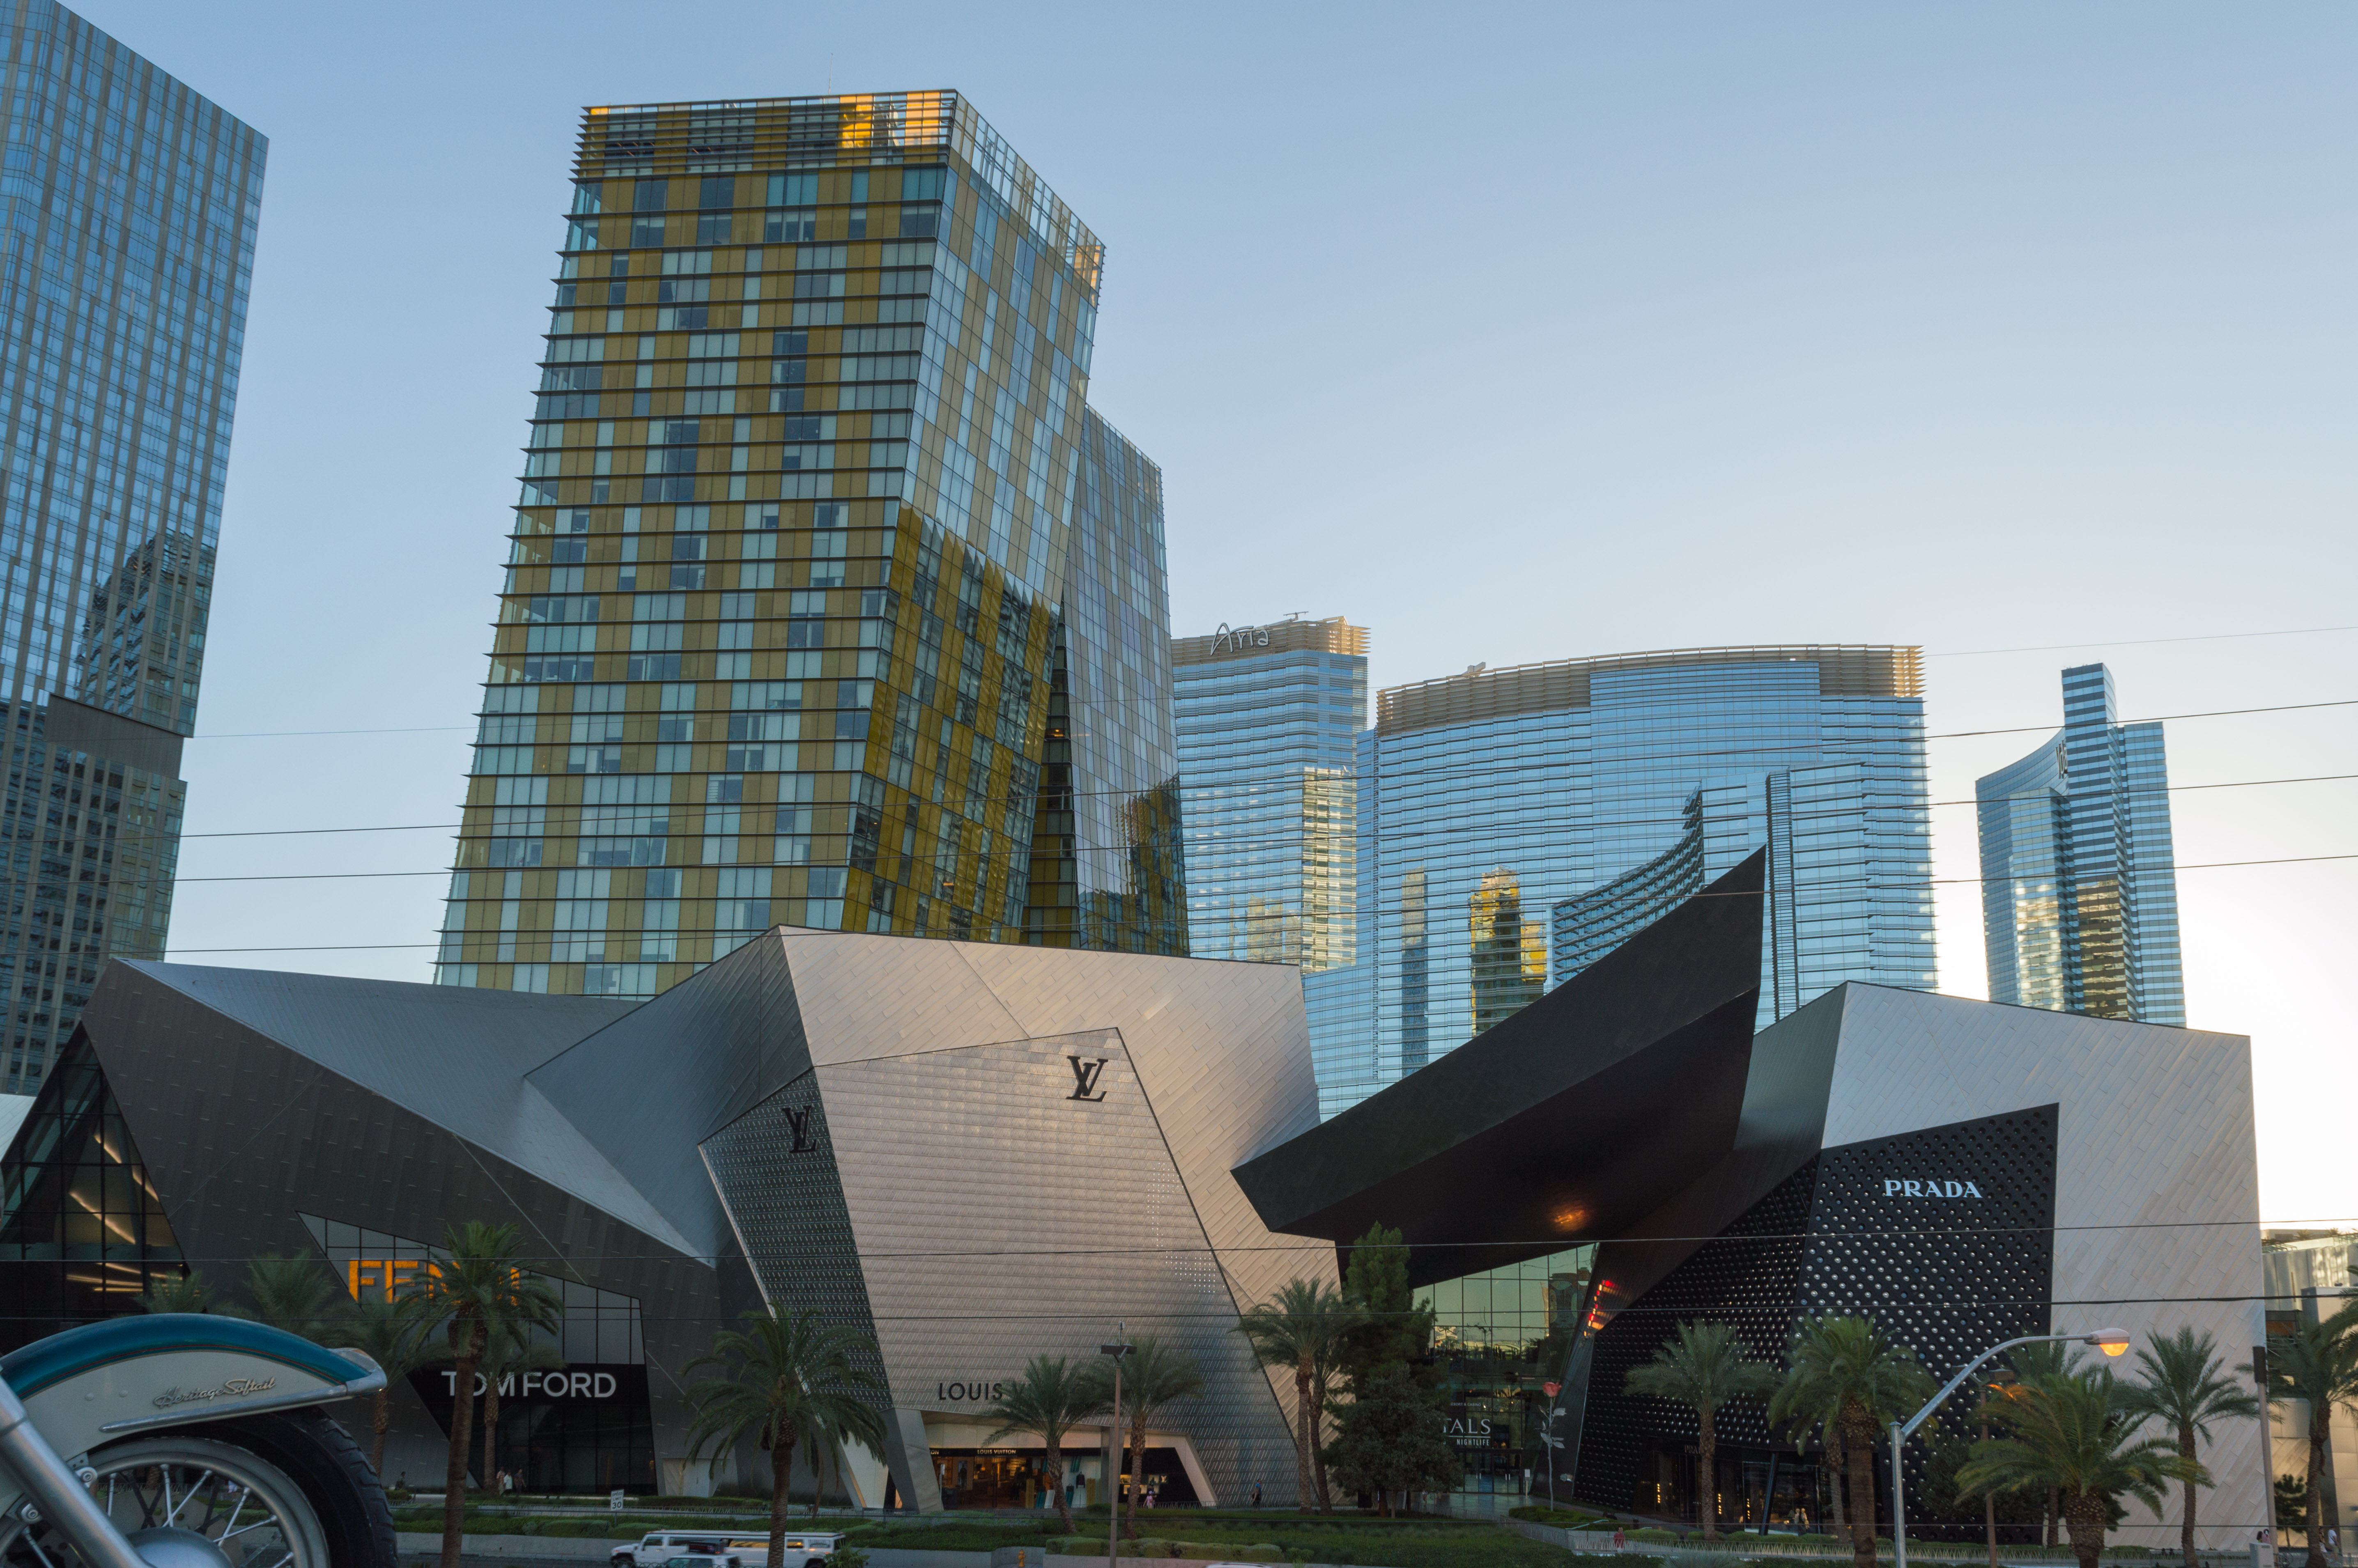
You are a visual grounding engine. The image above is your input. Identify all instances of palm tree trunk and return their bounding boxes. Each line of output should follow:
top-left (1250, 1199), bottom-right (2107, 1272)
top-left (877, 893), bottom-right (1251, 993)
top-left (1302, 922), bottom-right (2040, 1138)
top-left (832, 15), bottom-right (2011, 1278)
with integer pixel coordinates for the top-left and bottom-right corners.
top-left (1047, 1456), bottom-right (1072, 1534)
top-left (2046, 1487), bottom-right (2059, 1547)
top-left (439, 1316), bottom-right (484, 1568)
top-left (1126, 1414), bottom-right (1147, 1541)
top-left (1312, 1400), bottom-right (1333, 1515)
top-left (372, 1389), bottom-right (391, 1481)
top-left (1699, 1407), bottom-right (1718, 1541)
top-left (2310, 1416), bottom-right (2331, 1568)
top-left (768, 1437), bottom-right (794, 1568)
top-left (1843, 1407), bottom-right (1879, 1568)
top-left (2179, 1418), bottom-right (2199, 1568)
top-left (481, 1379), bottom-right (501, 1494)
top-left (1293, 1357), bottom-right (1314, 1513)
top-left (2064, 1486), bottom-right (2107, 1568)
top-left (1827, 1430), bottom-right (1847, 1536)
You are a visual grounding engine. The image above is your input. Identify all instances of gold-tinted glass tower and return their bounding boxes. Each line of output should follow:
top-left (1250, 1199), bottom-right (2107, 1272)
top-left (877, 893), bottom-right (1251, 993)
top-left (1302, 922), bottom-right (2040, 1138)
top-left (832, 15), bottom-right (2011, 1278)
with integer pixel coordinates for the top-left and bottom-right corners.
top-left (438, 93), bottom-right (1185, 998)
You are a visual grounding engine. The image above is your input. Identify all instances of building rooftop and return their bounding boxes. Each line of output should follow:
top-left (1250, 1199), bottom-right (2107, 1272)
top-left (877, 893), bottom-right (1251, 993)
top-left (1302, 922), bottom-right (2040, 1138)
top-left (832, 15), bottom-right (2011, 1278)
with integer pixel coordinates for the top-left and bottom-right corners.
top-left (1170, 615), bottom-right (1368, 667)
top-left (572, 90), bottom-right (1103, 299)
top-left (1376, 644), bottom-right (1925, 737)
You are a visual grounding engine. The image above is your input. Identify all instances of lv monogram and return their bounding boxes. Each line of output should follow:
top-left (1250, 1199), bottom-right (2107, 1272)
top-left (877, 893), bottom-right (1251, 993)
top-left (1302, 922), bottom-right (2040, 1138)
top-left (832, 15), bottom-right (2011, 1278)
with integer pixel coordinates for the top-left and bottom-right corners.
top-left (783, 1105), bottom-right (817, 1152)
top-left (1067, 1056), bottom-right (1109, 1102)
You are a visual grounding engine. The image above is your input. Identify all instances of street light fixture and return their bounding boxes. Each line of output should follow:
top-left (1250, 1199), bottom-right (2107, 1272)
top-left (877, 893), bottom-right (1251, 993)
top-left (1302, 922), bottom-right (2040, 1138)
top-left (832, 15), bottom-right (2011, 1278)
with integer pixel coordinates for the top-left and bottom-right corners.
top-left (1891, 1329), bottom-right (2133, 1568)
top-left (1100, 1331), bottom-right (1132, 1568)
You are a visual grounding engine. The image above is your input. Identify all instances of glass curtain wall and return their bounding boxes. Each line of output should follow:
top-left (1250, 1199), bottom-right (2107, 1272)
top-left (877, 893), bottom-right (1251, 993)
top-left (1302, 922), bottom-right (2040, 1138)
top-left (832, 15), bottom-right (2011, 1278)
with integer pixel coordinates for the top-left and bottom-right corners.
top-left (1975, 662), bottom-right (2184, 1025)
top-left (438, 92), bottom-right (1185, 999)
top-left (1417, 1247), bottom-right (1596, 1515)
top-left (1171, 616), bottom-right (1367, 967)
top-left (1317, 646), bottom-right (1932, 1115)
top-left (0, 3), bottom-right (263, 1089)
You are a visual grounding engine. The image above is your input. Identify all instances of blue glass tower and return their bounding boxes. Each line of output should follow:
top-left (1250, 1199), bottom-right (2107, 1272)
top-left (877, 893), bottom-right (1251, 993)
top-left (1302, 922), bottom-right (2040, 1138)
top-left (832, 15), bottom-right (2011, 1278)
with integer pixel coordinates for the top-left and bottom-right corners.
top-left (1171, 616), bottom-right (1366, 968)
top-left (1314, 646), bottom-right (1933, 1117)
top-left (0, 3), bottom-right (263, 1090)
top-left (1976, 662), bottom-right (2183, 1025)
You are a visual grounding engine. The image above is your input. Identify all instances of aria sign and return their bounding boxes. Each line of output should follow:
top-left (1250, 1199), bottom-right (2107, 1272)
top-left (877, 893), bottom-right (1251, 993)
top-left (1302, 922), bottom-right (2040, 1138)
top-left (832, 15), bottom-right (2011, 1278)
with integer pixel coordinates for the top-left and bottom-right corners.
top-left (1209, 623), bottom-right (1273, 654)
top-left (1883, 1178), bottom-right (1987, 1198)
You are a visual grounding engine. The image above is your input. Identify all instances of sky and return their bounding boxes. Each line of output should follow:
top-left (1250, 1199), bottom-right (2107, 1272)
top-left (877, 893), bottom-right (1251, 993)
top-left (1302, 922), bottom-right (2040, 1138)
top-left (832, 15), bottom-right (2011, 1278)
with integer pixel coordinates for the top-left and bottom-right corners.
top-left (74, 3), bottom-right (2356, 1220)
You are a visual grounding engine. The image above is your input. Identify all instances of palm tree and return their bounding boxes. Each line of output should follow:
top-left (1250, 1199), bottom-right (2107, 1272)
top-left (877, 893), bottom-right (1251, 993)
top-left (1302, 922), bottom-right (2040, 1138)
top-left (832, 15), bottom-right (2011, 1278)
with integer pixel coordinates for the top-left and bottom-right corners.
top-left (1235, 1279), bottom-right (1361, 1514)
top-left (2009, 1340), bottom-right (2090, 1545)
top-left (981, 1355), bottom-right (1104, 1534)
top-left (241, 1253), bottom-right (352, 1343)
top-left (342, 1293), bottom-right (440, 1479)
top-left (1625, 1321), bottom-right (1779, 1541)
top-left (1768, 1315), bottom-right (1936, 1568)
top-left (683, 1306), bottom-right (888, 1560)
top-left (475, 1317), bottom-right (565, 1495)
top-left (136, 1269), bottom-right (215, 1314)
top-left (1958, 1366), bottom-right (2203, 1568)
top-left (406, 1221), bottom-right (562, 1568)
top-left (1083, 1336), bottom-right (1204, 1543)
top-left (2121, 1326), bottom-right (2261, 1568)
top-left (2263, 1300), bottom-right (2358, 1568)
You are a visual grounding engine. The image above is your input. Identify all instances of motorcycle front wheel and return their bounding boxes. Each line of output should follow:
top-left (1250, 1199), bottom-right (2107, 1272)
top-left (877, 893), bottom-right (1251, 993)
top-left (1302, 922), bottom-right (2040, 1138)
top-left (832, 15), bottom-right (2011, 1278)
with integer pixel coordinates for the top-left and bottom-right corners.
top-left (0, 1412), bottom-right (393, 1568)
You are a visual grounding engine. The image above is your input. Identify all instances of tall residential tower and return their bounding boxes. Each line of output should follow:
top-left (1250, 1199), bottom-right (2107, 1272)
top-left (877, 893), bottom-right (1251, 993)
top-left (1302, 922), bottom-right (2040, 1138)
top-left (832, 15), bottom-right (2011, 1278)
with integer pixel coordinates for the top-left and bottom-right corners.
top-left (1314, 645), bottom-right (1934, 1115)
top-left (438, 93), bottom-right (1185, 998)
top-left (1171, 616), bottom-right (1365, 967)
top-left (0, 3), bottom-right (263, 1089)
top-left (1976, 663), bottom-right (2183, 1024)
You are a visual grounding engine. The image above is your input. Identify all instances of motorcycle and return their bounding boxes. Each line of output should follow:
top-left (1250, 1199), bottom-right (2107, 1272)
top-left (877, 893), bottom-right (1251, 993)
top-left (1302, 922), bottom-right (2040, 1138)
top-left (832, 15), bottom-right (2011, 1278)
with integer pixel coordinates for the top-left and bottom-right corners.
top-left (0, 1313), bottom-right (395, 1568)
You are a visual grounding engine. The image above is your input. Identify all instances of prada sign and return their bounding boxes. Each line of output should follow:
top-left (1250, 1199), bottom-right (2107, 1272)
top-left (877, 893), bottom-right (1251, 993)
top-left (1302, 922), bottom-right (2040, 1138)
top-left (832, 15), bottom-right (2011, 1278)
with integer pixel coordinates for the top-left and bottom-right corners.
top-left (1882, 1178), bottom-right (1986, 1198)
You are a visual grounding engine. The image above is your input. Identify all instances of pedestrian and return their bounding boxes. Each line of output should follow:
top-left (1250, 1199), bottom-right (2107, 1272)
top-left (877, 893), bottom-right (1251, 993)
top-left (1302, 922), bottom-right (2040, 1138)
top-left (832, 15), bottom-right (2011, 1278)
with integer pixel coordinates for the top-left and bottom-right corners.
top-left (2331, 1529), bottom-right (2341, 1557)
top-left (1250, 1481), bottom-right (1262, 1508)
top-left (1613, 1527), bottom-right (1627, 1553)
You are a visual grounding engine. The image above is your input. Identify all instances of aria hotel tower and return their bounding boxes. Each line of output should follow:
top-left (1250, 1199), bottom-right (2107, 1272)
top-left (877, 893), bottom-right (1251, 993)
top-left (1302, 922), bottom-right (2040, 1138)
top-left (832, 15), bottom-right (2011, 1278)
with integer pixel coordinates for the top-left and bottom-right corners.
top-left (439, 93), bottom-right (1186, 999)
top-left (0, 2), bottom-right (262, 1090)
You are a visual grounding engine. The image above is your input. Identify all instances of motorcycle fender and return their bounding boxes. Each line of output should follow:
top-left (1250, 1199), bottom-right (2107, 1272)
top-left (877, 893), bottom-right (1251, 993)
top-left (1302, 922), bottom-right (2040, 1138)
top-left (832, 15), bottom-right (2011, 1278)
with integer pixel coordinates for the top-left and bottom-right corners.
top-left (0, 1314), bottom-right (384, 1515)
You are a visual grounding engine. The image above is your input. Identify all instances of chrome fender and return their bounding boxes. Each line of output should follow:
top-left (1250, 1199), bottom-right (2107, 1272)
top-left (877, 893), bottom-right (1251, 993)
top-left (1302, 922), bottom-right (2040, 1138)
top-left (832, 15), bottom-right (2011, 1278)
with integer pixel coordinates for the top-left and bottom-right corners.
top-left (0, 1314), bottom-right (385, 1515)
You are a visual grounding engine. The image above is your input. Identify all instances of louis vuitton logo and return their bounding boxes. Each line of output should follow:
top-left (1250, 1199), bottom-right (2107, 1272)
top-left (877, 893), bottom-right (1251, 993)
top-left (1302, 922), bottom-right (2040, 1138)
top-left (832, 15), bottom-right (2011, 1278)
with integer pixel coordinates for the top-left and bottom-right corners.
top-left (783, 1105), bottom-right (817, 1152)
top-left (1067, 1056), bottom-right (1109, 1102)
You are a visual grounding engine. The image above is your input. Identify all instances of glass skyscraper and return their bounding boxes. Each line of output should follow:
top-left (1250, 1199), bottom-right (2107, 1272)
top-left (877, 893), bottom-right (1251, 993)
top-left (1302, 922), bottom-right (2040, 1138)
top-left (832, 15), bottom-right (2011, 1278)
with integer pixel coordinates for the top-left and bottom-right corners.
top-left (0, 3), bottom-right (262, 1090)
top-left (1314, 646), bottom-right (1934, 1116)
top-left (1171, 616), bottom-right (1365, 968)
top-left (437, 92), bottom-right (1185, 1000)
top-left (1976, 662), bottom-right (2183, 1025)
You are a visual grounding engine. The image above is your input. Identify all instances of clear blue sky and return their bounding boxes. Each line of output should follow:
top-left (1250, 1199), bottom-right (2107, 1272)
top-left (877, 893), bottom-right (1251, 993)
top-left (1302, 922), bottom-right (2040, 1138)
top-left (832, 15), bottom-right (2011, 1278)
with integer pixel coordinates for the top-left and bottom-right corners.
top-left (83, 2), bottom-right (2356, 1217)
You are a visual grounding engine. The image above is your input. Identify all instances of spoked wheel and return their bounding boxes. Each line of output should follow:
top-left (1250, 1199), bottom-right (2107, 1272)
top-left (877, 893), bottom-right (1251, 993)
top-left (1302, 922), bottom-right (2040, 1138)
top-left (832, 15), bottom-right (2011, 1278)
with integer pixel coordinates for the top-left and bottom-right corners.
top-left (0, 1433), bottom-right (329, 1568)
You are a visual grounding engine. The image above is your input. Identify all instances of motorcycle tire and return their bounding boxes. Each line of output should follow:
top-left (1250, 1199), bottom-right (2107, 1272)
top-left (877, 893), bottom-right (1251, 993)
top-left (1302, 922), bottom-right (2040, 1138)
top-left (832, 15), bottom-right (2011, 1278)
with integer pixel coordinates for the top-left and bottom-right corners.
top-left (197, 1412), bottom-right (396, 1568)
top-left (0, 1412), bottom-right (393, 1568)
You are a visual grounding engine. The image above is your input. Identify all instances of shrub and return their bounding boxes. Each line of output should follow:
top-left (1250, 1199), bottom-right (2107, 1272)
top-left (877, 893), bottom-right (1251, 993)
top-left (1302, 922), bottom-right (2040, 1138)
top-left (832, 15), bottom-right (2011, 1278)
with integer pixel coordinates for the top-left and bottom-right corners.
top-left (1627, 1528), bottom-right (1680, 1543)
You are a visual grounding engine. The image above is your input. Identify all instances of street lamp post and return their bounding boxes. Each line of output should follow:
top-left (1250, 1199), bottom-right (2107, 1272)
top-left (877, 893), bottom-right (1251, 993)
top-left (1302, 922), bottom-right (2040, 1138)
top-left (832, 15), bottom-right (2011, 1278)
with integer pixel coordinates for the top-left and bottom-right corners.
top-left (1890, 1328), bottom-right (2132, 1568)
top-left (1100, 1332), bottom-right (1133, 1568)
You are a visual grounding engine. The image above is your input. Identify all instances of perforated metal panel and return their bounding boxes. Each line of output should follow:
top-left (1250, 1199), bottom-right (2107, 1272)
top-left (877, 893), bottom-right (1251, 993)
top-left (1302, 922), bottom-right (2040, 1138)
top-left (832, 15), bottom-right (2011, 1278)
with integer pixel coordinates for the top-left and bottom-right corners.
top-left (1573, 1106), bottom-right (2057, 1514)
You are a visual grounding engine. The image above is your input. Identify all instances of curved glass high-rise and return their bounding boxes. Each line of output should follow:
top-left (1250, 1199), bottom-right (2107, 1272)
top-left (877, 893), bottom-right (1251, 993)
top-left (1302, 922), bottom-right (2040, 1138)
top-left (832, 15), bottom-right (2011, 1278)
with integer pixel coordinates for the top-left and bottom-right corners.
top-left (437, 92), bottom-right (1186, 1000)
top-left (0, 3), bottom-right (264, 1090)
top-left (1171, 616), bottom-right (1366, 969)
top-left (1314, 645), bottom-right (1934, 1116)
top-left (1976, 662), bottom-right (2183, 1025)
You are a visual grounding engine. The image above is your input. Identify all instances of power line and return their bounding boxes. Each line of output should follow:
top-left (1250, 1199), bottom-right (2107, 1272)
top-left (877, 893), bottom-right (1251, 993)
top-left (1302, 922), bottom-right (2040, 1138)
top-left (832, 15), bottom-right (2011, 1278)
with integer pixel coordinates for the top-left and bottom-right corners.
top-left (181, 692), bottom-right (2358, 746)
top-left (144, 769), bottom-right (2356, 856)
top-left (154, 847), bottom-right (2355, 954)
top-left (1927, 623), bottom-right (2358, 658)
